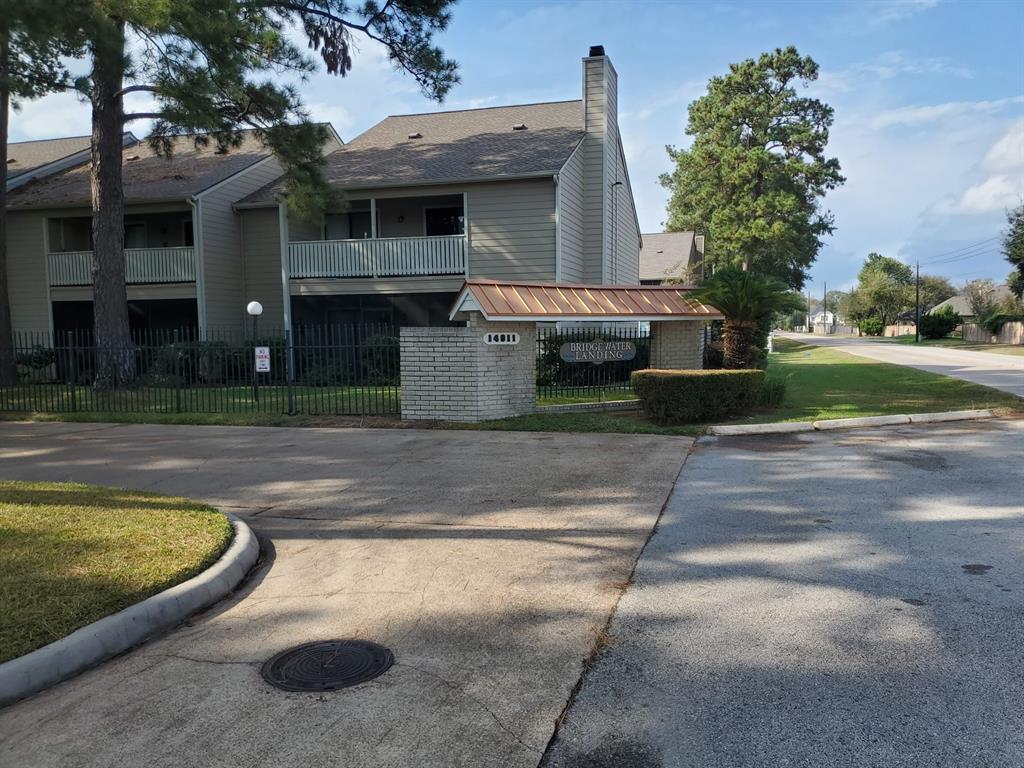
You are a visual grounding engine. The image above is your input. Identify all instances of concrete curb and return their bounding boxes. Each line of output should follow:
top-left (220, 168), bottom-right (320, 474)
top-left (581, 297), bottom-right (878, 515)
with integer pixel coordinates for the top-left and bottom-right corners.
top-left (0, 514), bottom-right (259, 708)
top-left (813, 414), bottom-right (910, 431)
top-left (709, 422), bottom-right (814, 436)
top-left (709, 409), bottom-right (997, 437)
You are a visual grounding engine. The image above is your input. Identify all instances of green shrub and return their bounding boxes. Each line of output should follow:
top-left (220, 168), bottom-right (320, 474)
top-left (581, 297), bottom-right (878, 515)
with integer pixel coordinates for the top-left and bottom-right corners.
top-left (760, 377), bottom-right (787, 407)
top-left (858, 317), bottom-right (884, 336)
top-left (919, 306), bottom-right (960, 339)
top-left (631, 368), bottom-right (765, 425)
top-left (978, 310), bottom-right (1024, 334)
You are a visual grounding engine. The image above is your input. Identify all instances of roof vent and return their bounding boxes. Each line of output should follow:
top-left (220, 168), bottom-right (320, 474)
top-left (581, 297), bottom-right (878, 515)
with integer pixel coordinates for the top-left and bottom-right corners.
top-left (125, 154), bottom-right (140, 162)
top-left (512, 123), bottom-right (527, 131)
top-left (407, 131), bottom-right (422, 139)
top-left (589, 45), bottom-right (605, 57)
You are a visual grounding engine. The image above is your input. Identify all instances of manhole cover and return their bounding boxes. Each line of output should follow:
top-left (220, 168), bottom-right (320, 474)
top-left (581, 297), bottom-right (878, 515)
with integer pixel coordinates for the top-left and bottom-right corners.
top-left (261, 640), bottom-right (394, 692)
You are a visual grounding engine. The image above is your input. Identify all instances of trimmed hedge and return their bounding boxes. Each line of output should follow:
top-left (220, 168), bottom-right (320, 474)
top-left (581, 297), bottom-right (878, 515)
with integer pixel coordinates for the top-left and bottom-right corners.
top-left (631, 368), bottom-right (766, 425)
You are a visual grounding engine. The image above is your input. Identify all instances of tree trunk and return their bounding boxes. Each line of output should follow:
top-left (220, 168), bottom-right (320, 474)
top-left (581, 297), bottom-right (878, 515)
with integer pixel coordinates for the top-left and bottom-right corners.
top-left (90, 21), bottom-right (133, 390)
top-left (722, 319), bottom-right (758, 369)
top-left (0, 33), bottom-right (16, 386)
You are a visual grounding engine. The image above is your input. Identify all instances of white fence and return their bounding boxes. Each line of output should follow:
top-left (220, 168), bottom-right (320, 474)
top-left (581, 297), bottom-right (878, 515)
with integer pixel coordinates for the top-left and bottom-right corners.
top-left (288, 235), bottom-right (467, 279)
top-left (47, 247), bottom-right (196, 286)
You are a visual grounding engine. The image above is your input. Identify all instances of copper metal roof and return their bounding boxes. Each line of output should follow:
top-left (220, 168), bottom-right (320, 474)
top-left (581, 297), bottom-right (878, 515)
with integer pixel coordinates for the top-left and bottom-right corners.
top-left (450, 279), bottom-right (722, 321)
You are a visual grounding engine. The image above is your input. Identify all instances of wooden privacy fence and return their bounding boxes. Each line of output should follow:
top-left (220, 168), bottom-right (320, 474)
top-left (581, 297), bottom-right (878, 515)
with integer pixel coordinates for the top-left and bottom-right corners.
top-left (962, 321), bottom-right (1024, 345)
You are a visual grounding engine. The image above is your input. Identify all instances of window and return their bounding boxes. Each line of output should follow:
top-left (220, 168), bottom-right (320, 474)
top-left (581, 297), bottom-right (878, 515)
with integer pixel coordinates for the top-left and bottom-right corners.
top-left (424, 207), bottom-right (465, 236)
top-left (182, 219), bottom-right (194, 247)
top-left (124, 222), bottom-right (147, 249)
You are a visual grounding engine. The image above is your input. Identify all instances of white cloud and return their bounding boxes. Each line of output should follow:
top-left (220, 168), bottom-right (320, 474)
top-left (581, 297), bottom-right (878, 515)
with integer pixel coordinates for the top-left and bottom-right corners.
top-left (871, 0), bottom-right (941, 25)
top-left (947, 175), bottom-right (1022, 214)
top-left (984, 119), bottom-right (1024, 170)
top-left (868, 96), bottom-right (1024, 129)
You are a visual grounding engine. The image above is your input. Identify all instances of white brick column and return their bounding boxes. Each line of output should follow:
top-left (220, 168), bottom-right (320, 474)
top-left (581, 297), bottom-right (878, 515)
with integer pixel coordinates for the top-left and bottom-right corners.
top-left (650, 320), bottom-right (704, 370)
top-left (400, 313), bottom-right (536, 422)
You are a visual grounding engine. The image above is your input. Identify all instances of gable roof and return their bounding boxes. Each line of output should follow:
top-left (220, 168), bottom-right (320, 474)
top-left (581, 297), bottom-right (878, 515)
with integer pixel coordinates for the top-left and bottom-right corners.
top-left (240, 100), bottom-right (584, 205)
top-left (639, 232), bottom-right (700, 281)
top-left (7, 136), bottom-right (91, 181)
top-left (929, 284), bottom-right (1013, 316)
top-left (8, 130), bottom-right (272, 209)
top-left (450, 279), bottom-right (722, 322)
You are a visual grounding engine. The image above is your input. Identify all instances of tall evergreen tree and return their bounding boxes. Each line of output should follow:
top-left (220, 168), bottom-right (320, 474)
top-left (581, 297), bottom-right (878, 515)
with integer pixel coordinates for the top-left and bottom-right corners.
top-left (0, 1), bottom-right (83, 385)
top-left (75, 0), bottom-right (458, 388)
top-left (660, 46), bottom-right (844, 289)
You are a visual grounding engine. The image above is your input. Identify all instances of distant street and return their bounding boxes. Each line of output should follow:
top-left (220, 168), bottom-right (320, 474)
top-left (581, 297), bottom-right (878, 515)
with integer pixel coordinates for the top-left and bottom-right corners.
top-left (781, 334), bottom-right (1024, 397)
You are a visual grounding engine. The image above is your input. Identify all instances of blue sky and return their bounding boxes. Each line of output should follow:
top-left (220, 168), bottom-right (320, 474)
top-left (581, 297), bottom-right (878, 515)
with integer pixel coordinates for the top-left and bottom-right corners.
top-left (10, 0), bottom-right (1024, 296)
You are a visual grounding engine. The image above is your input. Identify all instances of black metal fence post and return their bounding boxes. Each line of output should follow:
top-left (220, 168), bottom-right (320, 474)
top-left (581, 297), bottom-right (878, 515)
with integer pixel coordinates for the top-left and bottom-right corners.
top-left (286, 328), bottom-right (296, 415)
top-left (65, 331), bottom-right (77, 413)
top-left (174, 329), bottom-right (183, 414)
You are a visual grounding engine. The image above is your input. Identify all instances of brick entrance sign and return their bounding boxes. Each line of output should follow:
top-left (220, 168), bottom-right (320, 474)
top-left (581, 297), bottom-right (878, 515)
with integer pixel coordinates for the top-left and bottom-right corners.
top-left (399, 279), bottom-right (722, 423)
top-left (400, 314), bottom-right (536, 422)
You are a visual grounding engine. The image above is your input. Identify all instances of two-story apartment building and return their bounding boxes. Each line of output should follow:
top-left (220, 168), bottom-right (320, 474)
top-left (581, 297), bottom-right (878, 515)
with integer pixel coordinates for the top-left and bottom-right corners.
top-left (5, 46), bottom-right (639, 338)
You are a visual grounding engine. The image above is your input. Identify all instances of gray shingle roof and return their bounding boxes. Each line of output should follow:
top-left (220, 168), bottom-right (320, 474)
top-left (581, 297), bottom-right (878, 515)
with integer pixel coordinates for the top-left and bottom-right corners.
top-left (639, 232), bottom-right (699, 282)
top-left (240, 100), bottom-right (584, 205)
top-left (8, 131), bottom-right (271, 209)
top-left (7, 136), bottom-right (92, 180)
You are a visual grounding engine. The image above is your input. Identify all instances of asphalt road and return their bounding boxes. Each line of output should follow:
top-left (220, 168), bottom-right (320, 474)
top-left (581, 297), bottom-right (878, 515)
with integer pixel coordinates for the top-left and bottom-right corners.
top-left (0, 422), bottom-right (689, 768)
top-left (782, 333), bottom-right (1024, 397)
top-left (546, 420), bottom-right (1024, 768)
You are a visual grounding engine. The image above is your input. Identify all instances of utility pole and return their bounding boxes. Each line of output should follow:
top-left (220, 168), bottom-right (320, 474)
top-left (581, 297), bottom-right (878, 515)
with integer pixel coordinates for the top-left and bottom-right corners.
top-left (806, 288), bottom-right (811, 332)
top-left (822, 282), bottom-right (827, 334)
top-left (914, 262), bottom-right (921, 343)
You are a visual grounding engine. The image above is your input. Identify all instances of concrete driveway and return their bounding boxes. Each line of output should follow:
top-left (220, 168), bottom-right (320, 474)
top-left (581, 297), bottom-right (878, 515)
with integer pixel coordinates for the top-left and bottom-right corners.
top-left (0, 422), bottom-right (690, 768)
top-left (546, 419), bottom-right (1024, 767)
top-left (784, 333), bottom-right (1024, 397)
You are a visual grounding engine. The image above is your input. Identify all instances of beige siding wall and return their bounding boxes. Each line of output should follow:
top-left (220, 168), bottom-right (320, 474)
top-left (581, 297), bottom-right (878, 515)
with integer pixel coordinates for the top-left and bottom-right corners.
top-left (239, 207), bottom-right (285, 329)
top-left (611, 138), bottom-right (640, 284)
top-left (557, 144), bottom-right (586, 282)
top-left (468, 179), bottom-right (555, 280)
top-left (5, 211), bottom-right (50, 335)
top-left (198, 156), bottom-right (283, 331)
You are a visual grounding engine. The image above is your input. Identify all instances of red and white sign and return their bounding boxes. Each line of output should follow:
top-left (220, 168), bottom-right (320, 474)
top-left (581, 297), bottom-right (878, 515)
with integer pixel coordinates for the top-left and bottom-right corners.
top-left (254, 346), bottom-right (271, 373)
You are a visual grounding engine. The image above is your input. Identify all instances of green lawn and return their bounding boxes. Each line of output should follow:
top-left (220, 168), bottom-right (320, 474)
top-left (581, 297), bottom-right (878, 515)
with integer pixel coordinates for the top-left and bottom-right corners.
top-left (0, 482), bottom-right (233, 663)
top-left (866, 335), bottom-right (1024, 356)
top-left (739, 338), bottom-right (1023, 424)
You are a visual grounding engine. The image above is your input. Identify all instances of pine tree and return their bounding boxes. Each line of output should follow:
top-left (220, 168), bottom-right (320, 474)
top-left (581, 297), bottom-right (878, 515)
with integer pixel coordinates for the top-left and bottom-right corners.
top-left (660, 46), bottom-right (844, 289)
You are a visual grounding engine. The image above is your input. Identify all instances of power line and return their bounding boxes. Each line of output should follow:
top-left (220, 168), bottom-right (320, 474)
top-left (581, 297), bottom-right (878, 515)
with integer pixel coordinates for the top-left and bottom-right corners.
top-left (918, 236), bottom-right (1000, 266)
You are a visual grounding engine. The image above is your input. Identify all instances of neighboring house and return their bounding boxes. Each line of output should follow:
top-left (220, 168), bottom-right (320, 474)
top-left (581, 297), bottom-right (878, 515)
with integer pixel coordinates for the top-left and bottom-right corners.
top-left (639, 232), bottom-right (704, 285)
top-left (809, 310), bottom-right (837, 326)
top-left (5, 45), bottom-right (640, 336)
top-left (6, 133), bottom-right (137, 191)
top-left (5, 128), bottom-right (341, 337)
top-left (929, 285), bottom-right (1013, 320)
top-left (234, 45), bottom-right (640, 329)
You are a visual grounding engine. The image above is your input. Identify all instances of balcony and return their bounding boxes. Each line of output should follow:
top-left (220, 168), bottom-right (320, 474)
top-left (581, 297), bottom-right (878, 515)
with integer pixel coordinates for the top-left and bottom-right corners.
top-left (47, 247), bottom-right (197, 287)
top-left (288, 235), bottom-right (467, 279)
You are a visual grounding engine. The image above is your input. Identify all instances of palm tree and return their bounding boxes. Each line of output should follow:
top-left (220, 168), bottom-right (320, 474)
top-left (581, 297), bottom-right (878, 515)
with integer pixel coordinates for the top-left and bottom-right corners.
top-left (692, 268), bottom-right (805, 368)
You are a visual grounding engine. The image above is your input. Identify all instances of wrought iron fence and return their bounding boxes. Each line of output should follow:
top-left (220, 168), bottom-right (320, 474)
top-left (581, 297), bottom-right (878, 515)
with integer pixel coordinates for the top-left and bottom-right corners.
top-left (536, 324), bottom-right (649, 402)
top-left (1, 323), bottom-right (400, 416)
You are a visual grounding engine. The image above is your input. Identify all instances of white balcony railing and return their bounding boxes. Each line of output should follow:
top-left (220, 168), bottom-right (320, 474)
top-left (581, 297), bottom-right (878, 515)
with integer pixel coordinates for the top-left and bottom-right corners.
top-left (47, 247), bottom-right (197, 287)
top-left (288, 235), bottom-right (466, 279)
